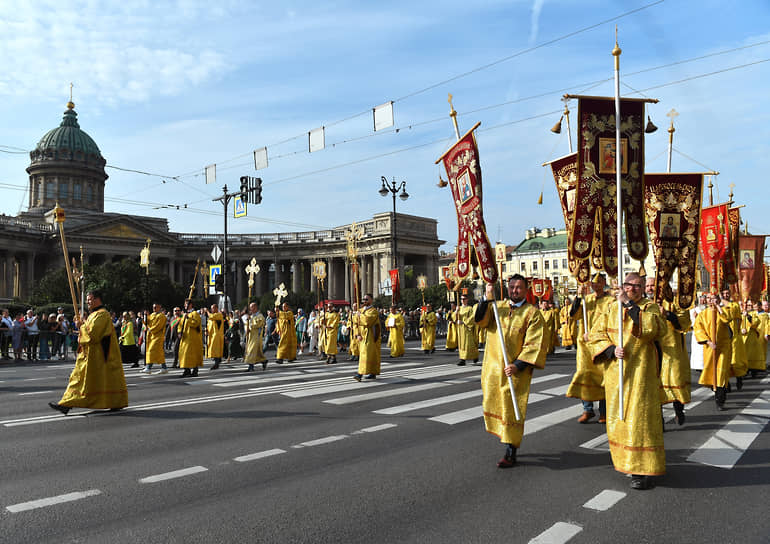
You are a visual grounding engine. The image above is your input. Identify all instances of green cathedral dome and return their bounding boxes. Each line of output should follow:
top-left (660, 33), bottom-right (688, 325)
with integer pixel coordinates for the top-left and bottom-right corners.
top-left (33, 102), bottom-right (103, 160)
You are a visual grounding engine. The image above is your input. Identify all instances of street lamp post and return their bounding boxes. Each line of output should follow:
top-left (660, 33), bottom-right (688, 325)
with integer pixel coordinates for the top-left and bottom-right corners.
top-left (379, 176), bottom-right (409, 270)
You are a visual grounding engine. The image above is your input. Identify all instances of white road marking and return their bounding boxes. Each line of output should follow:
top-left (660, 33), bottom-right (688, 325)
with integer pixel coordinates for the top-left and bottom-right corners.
top-left (324, 382), bottom-right (449, 405)
top-left (18, 390), bottom-right (54, 396)
top-left (139, 465), bottom-right (208, 483)
top-left (427, 392), bottom-right (552, 425)
top-left (6, 489), bottom-right (101, 513)
top-left (540, 384), bottom-right (570, 396)
top-left (4, 415), bottom-right (86, 427)
top-left (234, 448), bottom-right (286, 463)
top-left (401, 366), bottom-right (478, 380)
top-left (532, 373), bottom-right (569, 384)
top-left (374, 390), bottom-right (482, 415)
top-left (529, 521), bottom-right (582, 544)
top-left (524, 405), bottom-right (584, 435)
top-left (291, 435), bottom-right (348, 448)
top-left (283, 380), bottom-right (393, 398)
top-left (687, 389), bottom-right (770, 469)
top-left (583, 489), bottom-right (626, 511)
top-left (353, 423), bottom-right (398, 434)
top-left (580, 434), bottom-right (609, 451)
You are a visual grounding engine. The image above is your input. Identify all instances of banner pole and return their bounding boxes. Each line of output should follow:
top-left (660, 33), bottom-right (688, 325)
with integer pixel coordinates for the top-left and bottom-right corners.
top-left (613, 31), bottom-right (625, 421)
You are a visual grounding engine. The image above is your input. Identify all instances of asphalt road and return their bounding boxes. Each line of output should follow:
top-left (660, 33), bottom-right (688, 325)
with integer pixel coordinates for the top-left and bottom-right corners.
top-left (1, 342), bottom-right (768, 544)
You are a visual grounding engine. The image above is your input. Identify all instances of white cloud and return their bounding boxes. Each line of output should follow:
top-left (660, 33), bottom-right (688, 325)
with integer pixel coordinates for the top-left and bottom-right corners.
top-left (529, 0), bottom-right (546, 45)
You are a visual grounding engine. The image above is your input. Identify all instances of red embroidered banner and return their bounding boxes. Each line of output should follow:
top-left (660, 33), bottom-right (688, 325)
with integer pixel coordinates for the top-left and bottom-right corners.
top-left (437, 126), bottom-right (497, 284)
top-left (529, 278), bottom-right (553, 302)
top-left (698, 203), bottom-right (729, 292)
top-left (737, 234), bottom-right (765, 301)
top-left (572, 96), bottom-right (649, 277)
top-left (389, 269), bottom-right (400, 303)
top-left (643, 173), bottom-right (703, 308)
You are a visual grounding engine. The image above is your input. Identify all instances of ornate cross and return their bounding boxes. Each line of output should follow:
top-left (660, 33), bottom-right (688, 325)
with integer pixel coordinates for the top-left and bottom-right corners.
top-left (273, 282), bottom-right (288, 306)
top-left (666, 108), bottom-right (679, 129)
top-left (345, 221), bottom-right (364, 260)
top-left (729, 182), bottom-right (735, 203)
top-left (245, 257), bottom-right (260, 299)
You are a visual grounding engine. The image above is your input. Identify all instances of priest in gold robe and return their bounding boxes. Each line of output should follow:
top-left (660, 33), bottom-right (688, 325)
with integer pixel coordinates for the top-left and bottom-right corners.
top-left (323, 303), bottom-right (340, 364)
top-left (178, 299), bottom-right (203, 377)
top-left (275, 302), bottom-right (297, 363)
top-left (354, 293), bottom-right (382, 381)
top-left (142, 303), bottom-right (168, 374)
top-left (456, 292), bottom-right (478, 365)
top-left (386, 304), bottom-right (405, 357)
top-left (207, 304), bottom-right (225, 370)
top-left (475, 275), bottom-right (547, 468)
top-left (721, 288), bottom-right (748, 388)
top-left (559, 299), bottom-right (576, 350)
top-left (693, 292), bottom-right (733, 409)
top-left (589, 272), bottom-right (666, 490)
top-left (419, 304), bottom-right (437, 354)
top-left (348, 303), bottom-right (360, 361)
top-left (49, 290), bottom-right (128, 414)
top-left (566, 273), bottom-right (612, 423)
top-left (742, 301), bottom-right (765, 378)
top-left (445, 302), bottom-right (458, 351)
top-left (244, 302), bottom-right (267, 371)
top-left (645, 278), bottom-right (691, 425)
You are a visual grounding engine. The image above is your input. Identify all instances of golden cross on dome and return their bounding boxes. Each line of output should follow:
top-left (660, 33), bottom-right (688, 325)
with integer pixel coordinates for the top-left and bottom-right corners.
top-left (666, 108), bottom-right (678, 126)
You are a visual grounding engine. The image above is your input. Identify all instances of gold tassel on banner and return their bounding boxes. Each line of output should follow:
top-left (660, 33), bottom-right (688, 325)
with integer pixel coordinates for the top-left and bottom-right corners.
top-left (537, 192), bottom-right (543, 205)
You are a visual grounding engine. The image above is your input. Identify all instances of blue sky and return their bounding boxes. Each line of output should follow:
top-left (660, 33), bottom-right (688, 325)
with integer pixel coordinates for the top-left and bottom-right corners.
top-left (1, 0), bottom-right (769, 252)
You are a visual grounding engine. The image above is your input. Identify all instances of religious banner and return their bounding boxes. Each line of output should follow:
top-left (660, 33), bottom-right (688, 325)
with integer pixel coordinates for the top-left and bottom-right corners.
top-left (737, 234), bottom-right (765, 301)
top-left (698, 203), bottom-right (729, 292)
top-left (546, 152), bottom-right (591, 284)
top-left (530, 278), bottom-right (554, 301)
top-left (389, 269), bottom-right (400, 303)
top-left (643, 173), bottom-right (703, 308)
top-left (571, 96), bottom-right (649, 277)
top-left (436, 125), bottom-right (497, 283)
top-left (723, 207), bottom-right (741, 286)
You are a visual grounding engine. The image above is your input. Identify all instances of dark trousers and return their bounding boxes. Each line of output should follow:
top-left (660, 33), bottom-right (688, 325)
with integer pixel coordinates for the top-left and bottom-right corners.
top-left (1, 334), bottom-right (10, 358)
top-left (26, 334), bottom-right (39, 359)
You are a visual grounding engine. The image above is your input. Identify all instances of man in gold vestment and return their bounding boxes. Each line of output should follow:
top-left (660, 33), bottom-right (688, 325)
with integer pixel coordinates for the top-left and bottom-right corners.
top-left (419, 304), bottom-right (437, 354)
top-left (207, 304), bottom-right (225, 370)
top-left (559, 298), bottom-right (576, 349)
top-left (475, 275), bottom-right (547, 468)
top-left (694, 293), bottom-right (734, 410)
top-left (275, 302), bottom-right (297, 363)
top-left (386, 304), bottom-right (405, 358)
top-left (354, 293), bottom-right (382, 381)
top-left (589, 272), bottom-right (666, 490)
top-left (456, 293), bottom-right (478, 366)
top-left (143, 303), bottom-right (168, 375)
top-left (348, 303), bottom-right (360, 361)
top-left (721, 289), bottom-right (747, 389)
top-left (323, 303), bottom-right (340, 364)
top-left (645, 278), bottom-right (691, 425)
top-left (445, 302), bottom-right (458, 351)
top-left (49, 290), bottom-right (128, 414)
top-left (244, 302), bottom-right (267, 371)
top-left (566, 274), bottom-right (612, 423)
top-left (742, 301), bottom-right (765, 378)
top-left (178, 299), bottom-right (203, 377)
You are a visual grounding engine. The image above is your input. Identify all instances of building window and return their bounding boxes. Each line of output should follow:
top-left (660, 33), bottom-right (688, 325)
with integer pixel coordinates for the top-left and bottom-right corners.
top-left (544, 261), bottom-right (550, 270)
top-left (58, 181), bottom-right (68, 200)
top-left (562, 259), bottom-right (568, 268)
top-left (520, 262), bottom-right (526, 273)
top-left (552, 259), bottom-right (558, 269)
top-left (624, 255), bottom-right (631, 265)
top-left (532, 261), bottom-right (538, 272)
top-left (86, 185), bottom-right (94, 202)
top-left (45, 182), bottom-right (55, 200)
top-left (73, 182), bottom-right (81, 200)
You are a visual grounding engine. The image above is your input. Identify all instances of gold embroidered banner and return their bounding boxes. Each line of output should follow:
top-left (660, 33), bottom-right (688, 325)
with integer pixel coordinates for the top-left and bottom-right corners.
top-left (738, 234), bottom-right (765, 301)
top-left (698, 203), bottom-right (729, 293)
top-left (572, 96), bottom-right (649, 277)
top-left (643, 173), bottom-right (703, 309)
top-left (723, 207), bottom-right (741, 287)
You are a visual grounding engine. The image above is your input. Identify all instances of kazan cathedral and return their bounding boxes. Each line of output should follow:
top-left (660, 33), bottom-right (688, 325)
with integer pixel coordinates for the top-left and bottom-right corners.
top-left (0, 101), bottom-right (442, 304)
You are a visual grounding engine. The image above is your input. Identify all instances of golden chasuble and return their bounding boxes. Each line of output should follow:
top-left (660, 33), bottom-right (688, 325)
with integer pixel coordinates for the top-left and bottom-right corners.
top-left (323, 311), bottom-right (340, 356)
top-left (357, 307), bottom-right (382, 375)
top-left (386, 312), bottom-right (405, 357)
top-left (178, 311), bottom-right (203, 368)
top-left (478, 301), bottom-right (547, 447)
top-left (566, 293), bottom-right (612, 402)
top-left (145, 311), bottom-right (167, 365)
top-left (59, 307), bottom-right (128, 409)
top-left (445, 310), bottom-right (458, 349)
top-left (693, 307), bottom-right (732, 388)
top-left (457, 304), bottom-right (479, 360)
top-left (420, 311), bottom-right (437, 350)
top-left (206, 311), bottom-right (225, 358)
top-left (276, 310), bottom-right (297, 360)
top-left (658, 300), bottom-right (692, 404)
top-left (589, 299), bottom-right (666, 476)
top-left (244, 314), bottom-right (266, 364)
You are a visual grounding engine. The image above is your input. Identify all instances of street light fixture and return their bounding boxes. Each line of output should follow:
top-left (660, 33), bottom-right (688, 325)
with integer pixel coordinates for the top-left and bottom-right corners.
top-left (379, 176), bottom-right (408, 270)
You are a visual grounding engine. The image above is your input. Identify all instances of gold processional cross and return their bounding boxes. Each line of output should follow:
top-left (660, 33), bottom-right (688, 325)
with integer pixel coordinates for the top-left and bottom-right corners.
top-left (245, 257), bottom-right (260, 299)
top-left (273, 282), bottom-right (288, 306)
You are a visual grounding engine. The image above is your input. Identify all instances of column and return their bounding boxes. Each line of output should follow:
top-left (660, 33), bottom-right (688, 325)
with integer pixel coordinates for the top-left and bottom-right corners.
top-left (3, 253), bottom-right (12, 299)
top-left (344, 260), bottom-right (350, 302)
top-left (372, 254), bottom-right (381, 297)
top-left (358, 255), bottom-right (368, 299)
top-left (310, 262), bottom-right (317, 294)
top-left (292, 259), bottom-right (301, 293)
top-left (24, 252), bottom-right (35, 299)
top-left (258, 260), bottom-right (271, 297)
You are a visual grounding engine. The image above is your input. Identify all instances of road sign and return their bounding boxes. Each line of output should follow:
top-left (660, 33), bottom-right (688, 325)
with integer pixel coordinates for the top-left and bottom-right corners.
top-left (234, 195), bottom-right (247, 218)
top-left (209, 264), bottom-right (222, 285)
top-left (211, 245), bottom-right (222, 263)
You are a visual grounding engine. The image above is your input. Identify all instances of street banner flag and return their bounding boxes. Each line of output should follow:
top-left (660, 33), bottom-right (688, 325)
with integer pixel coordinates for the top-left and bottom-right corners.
top-left (738, 234), bottom-right (765, 301)
top-left (435, 124), bottom-right (497, 283)
top-left (572, 96), bottom-right (648, 277)
top-left (546, 152), bottom-right (590, 284)
top-left (253, 147), bottom-right (268, 170)
top-left (643, 173), bottom-right (704, 308)
top-left (309, 126), bottom-right (325, 152)
top-left (205, 164), bottom-right (216, 185)
top-left (724, 207), bottom-right (741, 287)
top-left (373, 101), bottom-right (394, 131)
top-left (698, 203), bottom-right (729, 292)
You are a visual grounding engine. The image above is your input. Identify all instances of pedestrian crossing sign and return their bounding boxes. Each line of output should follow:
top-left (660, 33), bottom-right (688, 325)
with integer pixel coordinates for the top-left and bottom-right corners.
top-left (209, 264), bottom-right (222, 285)
top-left (234, 195), bottom-right (247, 218)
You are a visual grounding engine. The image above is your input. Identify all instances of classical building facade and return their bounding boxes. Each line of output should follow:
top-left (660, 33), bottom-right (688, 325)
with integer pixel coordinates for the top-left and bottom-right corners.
top-left (0, 103), bottom-right (443, 305)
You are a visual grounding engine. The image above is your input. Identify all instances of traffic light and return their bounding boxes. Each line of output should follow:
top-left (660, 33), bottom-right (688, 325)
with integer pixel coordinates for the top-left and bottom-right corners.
top-left (239, 176), bottom-right (248, 199)
top-left (251, 177), bottom-right (262, 204)
top-left (214, 273), bottom-right (224, 293)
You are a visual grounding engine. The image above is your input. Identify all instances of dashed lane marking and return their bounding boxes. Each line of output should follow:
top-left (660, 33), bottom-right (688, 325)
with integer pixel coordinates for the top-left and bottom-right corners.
top-left (528, 521), bottom-right (582, 544)
top-left (582, 489), bottom-right (626, 511)
top-left (6, 489), bottom-right (102, 513)
top-left (234, 448), bottom-right (287, 463)
top-left (139, 465), bottom-right (208, 484)
top-left (324, 382), bottom-right (450, 405)
top-left (291, 435), bottom-right (348, 448)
